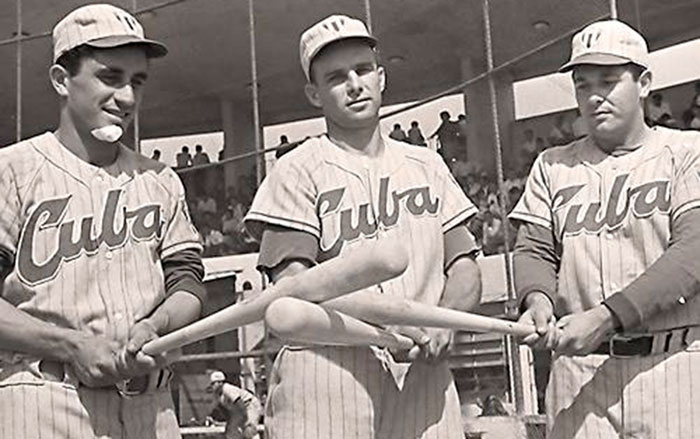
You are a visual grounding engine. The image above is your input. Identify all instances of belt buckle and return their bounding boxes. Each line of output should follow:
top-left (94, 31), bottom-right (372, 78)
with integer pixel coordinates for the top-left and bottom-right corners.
top-left (608, 334), bottom-right (640, 358)
top-left (117, 368), bottom-right (173, 397)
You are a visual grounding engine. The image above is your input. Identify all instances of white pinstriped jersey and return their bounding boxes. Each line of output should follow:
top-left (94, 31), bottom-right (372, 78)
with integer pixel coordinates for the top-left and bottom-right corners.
top-left (510, 127), bottom-right (700, 332)
top-left (0, 132), bottom-right (202, 378)
top-left (511, 127), bottom-right (700, 439)
top-left (246, 134), bottom-right (477, 306)
top-left (246, 134), bottom-right (475, 439)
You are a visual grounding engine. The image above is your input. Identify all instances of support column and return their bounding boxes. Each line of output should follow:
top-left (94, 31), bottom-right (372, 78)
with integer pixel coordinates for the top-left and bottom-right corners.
top-left (460, 57), bottom-right (517, 177)
top-left (220, 98), bottom-right (258, 200)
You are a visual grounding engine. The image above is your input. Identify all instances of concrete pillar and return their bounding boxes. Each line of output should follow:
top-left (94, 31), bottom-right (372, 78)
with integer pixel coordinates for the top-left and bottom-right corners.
top-left (220, 98), bottom-right (258, 199)
top-left (461, 57), bottom-right (517, 177)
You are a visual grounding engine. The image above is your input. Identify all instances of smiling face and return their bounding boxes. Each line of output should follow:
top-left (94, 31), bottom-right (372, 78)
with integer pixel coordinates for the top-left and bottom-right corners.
top-left (304, 39), bottom-right (385, 131)
top-left (572, 64), bottom-right (651, 147)
top-left (55, 45), bottom-right (149, 138)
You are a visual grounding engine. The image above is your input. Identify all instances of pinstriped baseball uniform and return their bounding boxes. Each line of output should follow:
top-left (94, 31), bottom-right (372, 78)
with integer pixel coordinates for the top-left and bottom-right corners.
top-left (510, 127), bottom-right (700, 438)
top-left (246, 134), bottom-right (476, 439)
top-left (0, 132), bottom-right (202, 438)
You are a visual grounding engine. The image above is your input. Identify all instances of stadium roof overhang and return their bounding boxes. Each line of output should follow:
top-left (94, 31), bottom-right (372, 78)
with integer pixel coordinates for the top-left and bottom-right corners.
top-left (1, 0), bottom-right (699, 146)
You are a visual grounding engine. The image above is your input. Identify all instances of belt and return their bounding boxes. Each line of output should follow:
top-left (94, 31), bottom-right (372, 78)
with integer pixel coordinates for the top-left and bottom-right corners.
top-left (593, 326), bottom-right (700, 358)
top-left (38, 360), bottom-right (172, 396)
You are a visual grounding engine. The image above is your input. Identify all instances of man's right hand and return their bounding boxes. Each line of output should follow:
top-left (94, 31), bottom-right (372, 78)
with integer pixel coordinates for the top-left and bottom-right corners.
top-left (518, 292), bottom-right (560, 350)
top-left (67, 333), bottom-right (123, 387)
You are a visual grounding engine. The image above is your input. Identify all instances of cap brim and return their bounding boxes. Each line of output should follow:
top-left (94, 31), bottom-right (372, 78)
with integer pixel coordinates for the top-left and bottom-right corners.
top-left (305, 35), bottom-right (376, 80)
top-left (86, 35), bottom-right (168, 58)
top-left (558, 53), bottom-right (646, 72)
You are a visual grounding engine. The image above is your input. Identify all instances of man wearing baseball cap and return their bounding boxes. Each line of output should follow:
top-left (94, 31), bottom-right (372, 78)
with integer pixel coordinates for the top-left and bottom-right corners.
top-left (0, 4), bottom-right (206, 438)
top-left (246, 14), bottom-right (481, 439)
top-left (207, 371), bottom-right (262, 439)
top-left (512, 20), bottom-right (700, 438)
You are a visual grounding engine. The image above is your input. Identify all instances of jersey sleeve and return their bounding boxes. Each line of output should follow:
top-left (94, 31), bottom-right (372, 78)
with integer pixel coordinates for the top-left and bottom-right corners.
top-left (432, 154), bottom-right (478, 231)
top-left (244, 156), bottom-right (320, 241)
top-left (160, 170), bottom-right (203, 259)
top-left (0, 160), bottom-right (22, 264)
top-left (670, 132), bottom-right (700, 221)
top-left (508, 154), bottom-right (553, 230)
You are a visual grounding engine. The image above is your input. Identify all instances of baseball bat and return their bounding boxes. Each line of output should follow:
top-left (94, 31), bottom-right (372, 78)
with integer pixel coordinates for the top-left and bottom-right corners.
top-left (141, 240), bottom-right (408, 355)
top-left (265, 297), bottom-right (415, 350)
top-left (322, 290), bottom-right (536, 337)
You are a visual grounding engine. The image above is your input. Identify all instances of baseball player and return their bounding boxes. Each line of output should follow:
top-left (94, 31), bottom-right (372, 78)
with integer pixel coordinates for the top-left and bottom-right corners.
top-left (511, 20), bottom-right (700, 438)
top-left (208, 370), bottom-right (263, 439)
top-left (0, 4), bottom-right (206, 438)
top-left (245, 14), bottom-right (482, 439)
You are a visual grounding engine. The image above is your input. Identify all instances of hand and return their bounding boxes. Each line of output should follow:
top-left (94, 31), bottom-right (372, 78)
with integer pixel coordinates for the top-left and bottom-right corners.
top-left (555, 305), bottom-right (617, 356)
top-left (422, 327), bottom-right (454, 362)
top-left (67, 333), bottom-right (123, 387)
top-left (388, 326), bottom-right (430, 362)
top-left (387, 326), bottom-right (453, 362)
top-left (518, 292), bottom-right (560, 351)
top-left (115, 319), bottom-right (168, 379)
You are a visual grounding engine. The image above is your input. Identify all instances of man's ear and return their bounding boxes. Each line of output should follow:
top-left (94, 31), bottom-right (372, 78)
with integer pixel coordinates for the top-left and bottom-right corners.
top-left (304, 82), bottom-right (322, 108)
top-left (378, 66), bottom-right (386, 93)
top-left (639, 69), bottom-right (652, 100)
top-left (49, 64), bottom-right (70, 97)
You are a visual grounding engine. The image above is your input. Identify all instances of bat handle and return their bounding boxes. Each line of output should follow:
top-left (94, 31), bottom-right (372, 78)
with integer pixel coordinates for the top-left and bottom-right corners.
top-left (382, 332), bottom-right (415, 350)
top-left (141, 337), bottom-right (170, 356)
top-left (507, 322), bottom-right (537, 337)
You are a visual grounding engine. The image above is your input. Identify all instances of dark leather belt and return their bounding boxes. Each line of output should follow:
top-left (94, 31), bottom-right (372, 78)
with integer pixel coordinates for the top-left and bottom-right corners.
top-left (593, 335), bottom-right (653, 357)
top-left (593, 327), bottom-right (698, 358)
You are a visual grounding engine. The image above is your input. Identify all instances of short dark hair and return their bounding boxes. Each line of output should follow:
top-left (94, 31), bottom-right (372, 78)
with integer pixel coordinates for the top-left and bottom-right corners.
top-left (627, 63), bottom-right (646, 81)
top-left (309, 38), bottom-right (379, 84)
top-left (55, 45), bottom-right (96, 76)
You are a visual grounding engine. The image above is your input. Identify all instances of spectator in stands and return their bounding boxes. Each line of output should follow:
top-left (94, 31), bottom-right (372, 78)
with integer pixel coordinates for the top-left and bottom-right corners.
top-left (197, 194), bottom-right (218, 216)
top-left (193, 143), bottom-right (211, 166)
top-left (647, 92), bottom-right (673, 125)
top-left (548, 114), bottom-right (574, 146)
top-left (176, 145), bottom-right (193, 168)
top-left (203, 225), bottom-right (225, 256)
top-left (222, 202), bottom-right (248, 253)
top-left (456, 114), bottom-right (468, 158)
top-left (275, 134), bottom-right (297, 159)
top-left (520, 129), bottom-right (537, 168)
top-left (693, 81), bottom-right (700, 108)
top-left (207, 370), bottom-right (262, 439)
top-left (689, 103), bottom-right (700, 130)
top-left (430, 110), bottom-right (461, 159)
top-left (150, 148), bottom-right (161, 161)
top-left (407, 120), bottom-right (426, 146)
top-left (388, 123), bottom-right (408, 142)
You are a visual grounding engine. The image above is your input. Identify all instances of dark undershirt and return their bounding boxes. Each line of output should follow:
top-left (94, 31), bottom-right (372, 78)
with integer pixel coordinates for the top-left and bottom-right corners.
top-left (513, 208), bottom-right (700, 331)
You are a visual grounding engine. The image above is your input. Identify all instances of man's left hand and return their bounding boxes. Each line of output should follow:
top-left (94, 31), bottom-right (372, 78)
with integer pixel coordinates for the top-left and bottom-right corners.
top-left (420, 327), bottom-right (453, 362)
top-left (555, 305), bottom-right (617, 356)
top-left (116, 319), bottom-right (168, 378)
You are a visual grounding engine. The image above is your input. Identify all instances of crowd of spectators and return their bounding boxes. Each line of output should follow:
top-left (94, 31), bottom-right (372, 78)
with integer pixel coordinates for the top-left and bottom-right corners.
top-left (177, 80), bottom-right (700, 258)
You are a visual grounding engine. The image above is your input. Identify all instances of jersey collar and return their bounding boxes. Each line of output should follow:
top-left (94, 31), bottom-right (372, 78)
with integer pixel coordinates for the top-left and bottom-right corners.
top-left (35, 132), bottom-right (135, 187)
top-left (577, 127), bottom-right (665, 174)
top-left (319, 134), bottom-right (407, 177)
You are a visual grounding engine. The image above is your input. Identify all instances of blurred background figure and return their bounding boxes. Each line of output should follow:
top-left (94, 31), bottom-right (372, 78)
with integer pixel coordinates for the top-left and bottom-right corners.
top-left (207, 370), bottom-right (263, 439)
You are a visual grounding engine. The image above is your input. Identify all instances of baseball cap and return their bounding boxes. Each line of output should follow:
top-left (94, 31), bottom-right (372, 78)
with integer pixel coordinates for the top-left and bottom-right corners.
top-left (299, 14), bottom-right (377, 81)
top-left (559, 20), bottom-right (649, 72)
top-left (209, 370), bottom-right (226, 384)
top-left (52, 4), bottom-right (168, 63)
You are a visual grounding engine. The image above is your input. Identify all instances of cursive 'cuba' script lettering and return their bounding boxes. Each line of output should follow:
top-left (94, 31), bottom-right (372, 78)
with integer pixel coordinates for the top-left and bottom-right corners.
top-left (316, 177), bottom-right (439, 256)
top-left (553, 173), bottom-right (670, 235)
top-left (18, 189), bottom-right (164, 285)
